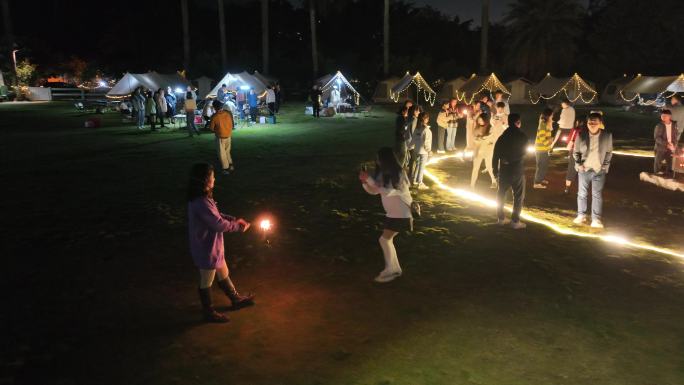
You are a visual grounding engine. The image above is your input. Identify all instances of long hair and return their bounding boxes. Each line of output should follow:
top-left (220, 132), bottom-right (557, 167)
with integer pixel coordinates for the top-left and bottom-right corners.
top-left (541, 108), bottom-right (553, 123)
top-left (417, 111), bottom-right (430, 130)
top-left (476, 113), bottom-right (491, 136)
top-left (187, 163), bottom-right (214, 202)
top-left (373, 147), bottom-right (403, 189)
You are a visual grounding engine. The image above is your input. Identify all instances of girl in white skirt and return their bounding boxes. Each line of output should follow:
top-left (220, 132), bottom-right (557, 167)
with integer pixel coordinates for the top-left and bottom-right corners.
top-left (360, 147), bottom-right (413, 283)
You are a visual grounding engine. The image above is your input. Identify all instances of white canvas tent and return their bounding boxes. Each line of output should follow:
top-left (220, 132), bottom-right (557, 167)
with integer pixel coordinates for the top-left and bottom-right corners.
top-left (316, 71), bottom-right (360, 105)
top-left (253, 71), bottom-right (276, 87)
top-left (456, 73), bottom-right (510, 104)
top-left (389, 71), bottom-right (436, 106)
top-left (373, 77), bottom-right (401, 103)
top-left (194, 76), bottom-right (214, 100)
top-left (601, 76), bottom-right (633, 105)
top-left (206, 71), bottom-right (267, 98)
top-left (620, 74), bottom-right (684, 104)
top-left (529, 73), bottom-right (597, 104)
top-left (107, 72), bottom-right (190, 98)
top-left (506, 78), bottom-right (532, 105)
top-left (437, 77), bottom-right (467, 101)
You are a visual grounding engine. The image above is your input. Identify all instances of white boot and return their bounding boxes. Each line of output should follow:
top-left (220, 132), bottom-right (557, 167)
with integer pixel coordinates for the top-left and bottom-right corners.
top-left (376, 236), bottom-right (402, 283)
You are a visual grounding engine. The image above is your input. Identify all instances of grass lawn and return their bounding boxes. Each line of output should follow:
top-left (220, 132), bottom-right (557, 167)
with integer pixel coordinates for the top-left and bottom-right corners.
top-left (1, 101), bottom-right (683, 385)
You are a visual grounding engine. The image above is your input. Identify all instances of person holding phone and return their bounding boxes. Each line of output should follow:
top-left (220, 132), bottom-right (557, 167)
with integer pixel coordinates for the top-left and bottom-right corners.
top-left (359, 147), bottom-right (413, 283)
top-left (187, 163), bottom-right (255, 323)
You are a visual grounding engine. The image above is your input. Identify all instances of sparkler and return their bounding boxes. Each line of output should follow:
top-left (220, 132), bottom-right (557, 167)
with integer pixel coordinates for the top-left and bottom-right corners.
top-left (424, 154), bottom-right (684, 260)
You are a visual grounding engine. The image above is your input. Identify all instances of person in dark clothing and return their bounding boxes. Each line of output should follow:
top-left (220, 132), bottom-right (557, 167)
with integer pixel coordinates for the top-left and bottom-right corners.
top-left (394, 106), bottom-right (411, 168)
top-left (492, 113), bottom-right (529, 229)
top-left (311, 85), bottom-right (322, 117)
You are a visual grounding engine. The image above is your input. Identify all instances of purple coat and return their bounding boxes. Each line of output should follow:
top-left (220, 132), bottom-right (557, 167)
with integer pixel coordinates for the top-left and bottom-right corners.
top-left (188, 197), bottom-right (241, 269)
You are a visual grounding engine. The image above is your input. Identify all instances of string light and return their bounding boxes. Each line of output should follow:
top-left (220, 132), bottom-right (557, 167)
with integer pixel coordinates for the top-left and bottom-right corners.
top-left (619, 74), bottom-right (684, 105)
top-left (390, 71), bottom-right (437, 106)
top-left (455, 73), bottom-right (511, 105)
top-left (424, 154), bottom-right (684, 260)
top-left (529, 73), bottom-right (597, 105)
top-left (319, 71), bottom-right (360, 105)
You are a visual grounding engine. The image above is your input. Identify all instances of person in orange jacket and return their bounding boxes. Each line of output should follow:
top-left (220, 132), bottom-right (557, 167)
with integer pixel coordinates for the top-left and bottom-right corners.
top-left (209, 100), bottom-right (235, 175)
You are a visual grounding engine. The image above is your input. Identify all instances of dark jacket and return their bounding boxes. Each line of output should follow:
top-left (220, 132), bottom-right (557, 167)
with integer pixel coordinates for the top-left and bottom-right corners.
top-left (492, 126), bottom-right (528, 178)
top-left (654, 121), bottom-right (679, 151)
top-left (574, 130), bottom-right (613, 173)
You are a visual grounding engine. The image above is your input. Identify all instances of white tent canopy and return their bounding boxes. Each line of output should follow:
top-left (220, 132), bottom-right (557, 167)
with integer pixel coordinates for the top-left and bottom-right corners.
top-left (316, 71), bottom-right (360, 105)
top-left (206, 71), bottom-right (267, 98)
top-left (620, 74), bottom-right (684, 104)
top-left (437, 77), bottom-right (467, 101)
top-left (390, 71), bottom-right (436, 106)
top-left (529, 73), bottom-right (597, 104)
top-left (107, 72), bottom-right (190, 98)
top-left (456, 73), bottom-right (510, 104)
top-left (373, 77), bottom-right (401, 103)
top-left (506, 78), bottom-right (532, 105)
top-left (253, 71), bottom-right (276, 87)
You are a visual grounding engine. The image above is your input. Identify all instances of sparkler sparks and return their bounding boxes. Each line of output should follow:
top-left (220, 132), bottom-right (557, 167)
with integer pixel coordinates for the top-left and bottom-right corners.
top-left (424, 155), bottom-right (684, 260)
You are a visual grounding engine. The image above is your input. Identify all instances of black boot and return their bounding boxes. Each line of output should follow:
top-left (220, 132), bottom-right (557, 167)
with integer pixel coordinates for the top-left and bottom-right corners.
top-left (217, 277), bottom-right (255, 310)
top-left (198, 288), bottom-right (229, 323)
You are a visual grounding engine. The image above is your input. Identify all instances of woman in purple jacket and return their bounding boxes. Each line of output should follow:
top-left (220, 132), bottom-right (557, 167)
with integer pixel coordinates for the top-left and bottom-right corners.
top-left (187, 163), bottom-right (255, 323)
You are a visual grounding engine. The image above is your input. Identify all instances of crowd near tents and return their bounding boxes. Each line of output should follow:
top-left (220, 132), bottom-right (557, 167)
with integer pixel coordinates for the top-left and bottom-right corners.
top-left (206, 71), bottom-right (269, 98)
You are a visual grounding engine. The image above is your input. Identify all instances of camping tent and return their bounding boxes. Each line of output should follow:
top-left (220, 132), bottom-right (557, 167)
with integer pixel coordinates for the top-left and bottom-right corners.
top-left (253, 71), bottom-right (276, 87)
top-left (529, 73), bottom-right (597, 104)
top-left (601, 76), bottom-right (633, 105)
top-left (194, 76), bottom-right (214, 100)
top-left (107, 72), bottom-right (190, 98)
top-left (316, 71), bottom-right (360, 106)
top-left (620, 74), bottom-right (684, 104)
top-left (373, 77), bottom-right (401, 103)
top-left (437, 77), bottom-right (467, 101)
top-left (456, 73), bottom-right (510, 104)
top-left (506, 78), bottom-right (532, 105)
top-left (389, 71), bottom-right (437, 106)
top-left (206, 71), bottom-right (267, 98)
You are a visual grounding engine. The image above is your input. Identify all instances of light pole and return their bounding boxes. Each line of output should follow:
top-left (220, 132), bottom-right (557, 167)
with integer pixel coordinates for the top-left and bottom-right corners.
top-left (12, 49), bottom-right (21, 86)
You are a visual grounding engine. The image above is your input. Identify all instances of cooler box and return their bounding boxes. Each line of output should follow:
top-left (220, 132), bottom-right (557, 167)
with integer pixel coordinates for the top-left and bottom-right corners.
top-left (267, 115), bottom-right (276, 124)
top-left (259, 116), bottom-right (266, 124)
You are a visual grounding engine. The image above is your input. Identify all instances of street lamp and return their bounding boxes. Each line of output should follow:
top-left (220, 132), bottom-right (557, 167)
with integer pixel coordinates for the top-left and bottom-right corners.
top-left (12, 49), bottom-right (21, 86)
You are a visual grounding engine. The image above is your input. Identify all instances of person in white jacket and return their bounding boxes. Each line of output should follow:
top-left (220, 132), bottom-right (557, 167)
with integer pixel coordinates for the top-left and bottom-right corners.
top-left (410, 112), bottom-right (432, 189)
top-left (360, 147), bottom-right (413, 283)
top-left (156, 88), bottom-right (168, 128)
top-left (471, 113), bottom-right (497, 189)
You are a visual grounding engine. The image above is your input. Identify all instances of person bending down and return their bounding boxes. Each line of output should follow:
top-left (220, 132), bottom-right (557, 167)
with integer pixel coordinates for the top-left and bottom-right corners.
top-left (360, 147), bottom-right (414, 283)
top-left (187, 163), bottom-right (255, 323)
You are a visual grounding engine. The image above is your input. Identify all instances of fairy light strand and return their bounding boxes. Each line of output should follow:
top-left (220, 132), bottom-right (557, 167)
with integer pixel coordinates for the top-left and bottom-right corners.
top-left (390, 71), bottom-right (437, 106)
top-left (424, 154), bottom-right (684, 260)
top-left (529, 73), bottom-right (597, 105)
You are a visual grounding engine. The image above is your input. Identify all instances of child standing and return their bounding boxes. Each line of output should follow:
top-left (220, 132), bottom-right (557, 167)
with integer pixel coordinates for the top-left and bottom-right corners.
top-left (184, 92), bottom-right (200, 137)
top-left (410, 112), bottom-right (432, 190)
top-left (187, 163), bottom-right (255, 322)
top-left (359, 147), bottom-right (413, 283)
top-left (534, 108), bottom-right (555, 189)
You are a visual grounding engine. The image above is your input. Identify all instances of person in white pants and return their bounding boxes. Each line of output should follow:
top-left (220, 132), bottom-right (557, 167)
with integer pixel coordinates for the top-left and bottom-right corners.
top-left (471, 113), bottom-right (497, 189)
top-left (465, 101), bottom-right (482, 152)
top-left (360, 147), bottom-right (413, 283)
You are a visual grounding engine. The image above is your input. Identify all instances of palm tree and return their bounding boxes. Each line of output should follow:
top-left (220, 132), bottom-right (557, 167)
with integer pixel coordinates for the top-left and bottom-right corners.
top-left (181, 0), bottom-right (190, 72)
top-left (479, 0), bottom-right (489, 74)
top-left (383, 0), bottom-right (390, 76)
top-left (218, 0), bottom-right (227, 71)
top-left (261, 0), bottom-right (269, 74)
top-left (308, 0), bottom-right (318, 78)
top-left (504, 0), bottom-right (584, 79)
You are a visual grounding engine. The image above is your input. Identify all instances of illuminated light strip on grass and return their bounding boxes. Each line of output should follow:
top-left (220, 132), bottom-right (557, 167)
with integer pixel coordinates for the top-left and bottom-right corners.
top-left (548, 147), bottom-right (655, 158)
top-left (424, 155), bottom-right (684, 260)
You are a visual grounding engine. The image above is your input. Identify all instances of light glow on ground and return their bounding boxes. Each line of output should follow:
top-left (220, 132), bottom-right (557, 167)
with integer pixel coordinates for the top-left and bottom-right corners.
top-left (424, 155), bottom-right (684, 260)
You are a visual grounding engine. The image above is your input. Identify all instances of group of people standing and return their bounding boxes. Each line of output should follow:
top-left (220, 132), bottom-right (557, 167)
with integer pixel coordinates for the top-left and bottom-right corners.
top-left (129, 85), bottom-right (198, 131)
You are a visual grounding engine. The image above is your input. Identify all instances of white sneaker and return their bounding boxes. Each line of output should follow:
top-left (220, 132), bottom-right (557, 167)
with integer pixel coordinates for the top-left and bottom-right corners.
top-left (573, 215), bottom-right (586, 224)
top-left (497, 218), bottom-right (510, 226)
top-left (533, 183), bottom-right (547, 189)
top-left (374, 270), bottom-right (402, 283)
top-left (510, 221), bottom-right (527, 229)
top-left (437, 150), bottom-right (445, 154)
top-left (590, 219), bottom-right (604, 229)
top-left (418, 183), bottom-right (429, 190)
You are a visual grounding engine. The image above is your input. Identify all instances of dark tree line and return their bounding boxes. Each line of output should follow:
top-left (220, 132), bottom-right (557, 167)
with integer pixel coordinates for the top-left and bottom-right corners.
top-left (1, 0), bottom-right (682, 95)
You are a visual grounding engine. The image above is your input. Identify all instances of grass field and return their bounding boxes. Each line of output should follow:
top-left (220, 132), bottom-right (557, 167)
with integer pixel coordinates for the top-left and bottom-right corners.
top-left (1, 101), bottom-right (683, 385)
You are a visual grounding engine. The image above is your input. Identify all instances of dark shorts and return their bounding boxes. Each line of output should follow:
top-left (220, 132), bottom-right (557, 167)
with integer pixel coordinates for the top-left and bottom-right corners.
top-left (384, 217), bottom-right (413, 232)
